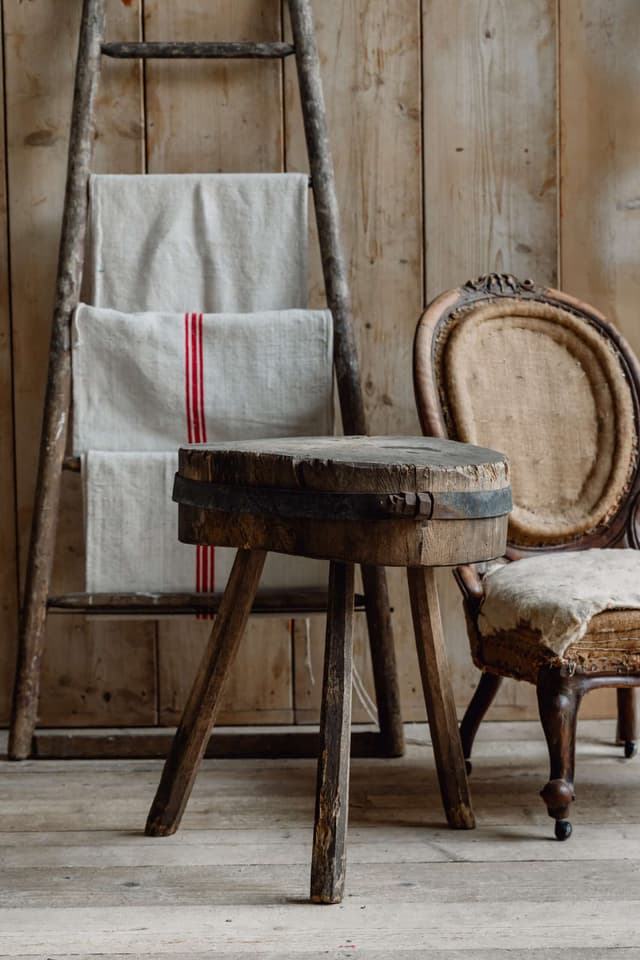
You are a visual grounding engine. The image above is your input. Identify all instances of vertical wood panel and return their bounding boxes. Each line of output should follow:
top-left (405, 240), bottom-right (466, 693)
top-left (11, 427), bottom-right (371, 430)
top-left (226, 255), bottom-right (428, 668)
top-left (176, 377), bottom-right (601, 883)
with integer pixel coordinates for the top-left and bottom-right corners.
top-left (286, 0), bottom-right (424, 722)
top-left (145, 1), bottom-right (294, 725)
top-left (558, 0), bottom-right (640, 719)
top-left (5, 0), bottom-right (156, 725)
top-left (0, 0), bottom-right (19, 722)
top-left (423, 0), bottom-right (559, 719)
top-left (560, 2), bottom-right (640, 355)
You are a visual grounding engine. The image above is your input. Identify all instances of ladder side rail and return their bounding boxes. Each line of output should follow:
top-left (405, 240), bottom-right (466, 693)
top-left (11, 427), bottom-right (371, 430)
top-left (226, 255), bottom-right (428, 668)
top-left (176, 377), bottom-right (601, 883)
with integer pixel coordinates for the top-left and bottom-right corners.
top-left (287, 0), bottom-right (404, 757)
top-left (287, 0), bottom-right (366, 436)
top-left (9, 0), bottom-right (107, 760)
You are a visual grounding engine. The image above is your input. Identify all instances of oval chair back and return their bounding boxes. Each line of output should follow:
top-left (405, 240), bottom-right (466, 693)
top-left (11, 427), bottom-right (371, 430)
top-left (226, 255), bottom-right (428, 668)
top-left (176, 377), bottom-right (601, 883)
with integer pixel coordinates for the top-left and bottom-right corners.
top-left (413, 274), bottom-right (640, 557)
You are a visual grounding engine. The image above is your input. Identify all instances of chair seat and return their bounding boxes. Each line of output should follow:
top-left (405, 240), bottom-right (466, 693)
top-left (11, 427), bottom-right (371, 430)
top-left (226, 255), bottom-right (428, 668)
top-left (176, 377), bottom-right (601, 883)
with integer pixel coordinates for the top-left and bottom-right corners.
top-left (474, 549), bottom-right (640, 682)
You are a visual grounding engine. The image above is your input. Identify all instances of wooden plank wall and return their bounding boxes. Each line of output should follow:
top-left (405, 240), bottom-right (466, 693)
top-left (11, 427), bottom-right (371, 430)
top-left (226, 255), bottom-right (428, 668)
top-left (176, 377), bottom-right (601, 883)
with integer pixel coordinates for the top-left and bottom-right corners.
top-left (0, 0), bottom-right (18, 722)
top-left (1, 0), bottom-right (637, 730)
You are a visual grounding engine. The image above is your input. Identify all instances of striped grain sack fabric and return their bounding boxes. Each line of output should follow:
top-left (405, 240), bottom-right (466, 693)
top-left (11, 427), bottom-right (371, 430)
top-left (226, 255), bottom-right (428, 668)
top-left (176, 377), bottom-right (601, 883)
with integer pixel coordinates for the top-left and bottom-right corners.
top-left (82, 453), bottom-right (329, 595)
top-left (75, 173), bottom-right (333, 596)
top-left (72, 307), bottom-right (334, 454)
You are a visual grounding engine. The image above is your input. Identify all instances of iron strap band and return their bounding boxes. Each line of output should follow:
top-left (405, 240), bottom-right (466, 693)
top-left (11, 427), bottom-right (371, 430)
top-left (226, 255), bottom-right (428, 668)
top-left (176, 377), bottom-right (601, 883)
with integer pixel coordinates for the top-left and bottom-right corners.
top-left (173, 475), bottom-right (512, 523)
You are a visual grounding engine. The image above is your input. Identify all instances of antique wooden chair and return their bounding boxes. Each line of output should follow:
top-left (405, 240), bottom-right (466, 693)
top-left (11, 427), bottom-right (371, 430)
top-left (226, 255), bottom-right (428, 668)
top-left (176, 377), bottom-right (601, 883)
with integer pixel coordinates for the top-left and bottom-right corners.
top-left (413, 273), bottom-right (640, 840)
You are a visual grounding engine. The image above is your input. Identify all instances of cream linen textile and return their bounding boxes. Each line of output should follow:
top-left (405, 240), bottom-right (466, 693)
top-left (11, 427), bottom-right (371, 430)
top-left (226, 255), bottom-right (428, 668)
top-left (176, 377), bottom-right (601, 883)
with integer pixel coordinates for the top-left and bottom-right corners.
top-left (78, 172), bottom-right (332, 596)
top-left (85, 174), bottom-right (309, 313)
top-left (72, 307), bottom-right (334, 454)
top-left (74, 308), bottom-right (334, 594)
top-left (478, 549), bottom-right (640, 657)
top-left (84, 452), bottom-right (329, 595)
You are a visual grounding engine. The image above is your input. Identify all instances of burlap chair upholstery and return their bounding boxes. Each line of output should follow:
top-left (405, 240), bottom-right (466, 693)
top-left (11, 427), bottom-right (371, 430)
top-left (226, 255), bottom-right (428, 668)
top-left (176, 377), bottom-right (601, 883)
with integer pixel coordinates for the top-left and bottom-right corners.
top-left (474, 550), bottom-right (640, 683)
top-left (413, 275), bottom-right (640, 838)
top-left (437, 297), bottom-right (637, 547)
top-left (428, 291), bottom-right (640, 681)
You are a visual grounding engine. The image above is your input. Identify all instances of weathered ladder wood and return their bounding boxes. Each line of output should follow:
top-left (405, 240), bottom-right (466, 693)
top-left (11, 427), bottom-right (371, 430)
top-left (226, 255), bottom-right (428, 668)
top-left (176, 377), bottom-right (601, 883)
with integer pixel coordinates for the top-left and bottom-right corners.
top-left (9, 0), bottom-right (403, 762)
top-left (8, 0), bottom-right (108, 759)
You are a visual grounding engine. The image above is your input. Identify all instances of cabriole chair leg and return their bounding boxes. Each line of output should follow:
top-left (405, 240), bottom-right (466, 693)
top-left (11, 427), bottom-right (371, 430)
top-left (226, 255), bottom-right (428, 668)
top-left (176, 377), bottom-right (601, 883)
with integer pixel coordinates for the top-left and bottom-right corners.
top-left (616, 688), bottom-right (638, 759)
top-left (459, 671), bottom-right (503, 774)
top-left (536, 667), bottom-right (584, 841)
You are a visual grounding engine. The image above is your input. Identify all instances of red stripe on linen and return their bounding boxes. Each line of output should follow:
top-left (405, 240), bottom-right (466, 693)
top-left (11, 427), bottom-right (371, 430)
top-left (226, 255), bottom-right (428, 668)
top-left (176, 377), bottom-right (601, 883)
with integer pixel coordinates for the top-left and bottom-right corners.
top-left (186, 311), bottom-right (214, 617)
top-left (195, 545), bottom-right (202, 621)
top-left (190, 313), bottom-right (201, 444)
top-left (198, 313), bottom-right (207, 443)
top-left (202, 547), bottom-right (208, 598)
top-left (184, 313), bottom-right (193, 444)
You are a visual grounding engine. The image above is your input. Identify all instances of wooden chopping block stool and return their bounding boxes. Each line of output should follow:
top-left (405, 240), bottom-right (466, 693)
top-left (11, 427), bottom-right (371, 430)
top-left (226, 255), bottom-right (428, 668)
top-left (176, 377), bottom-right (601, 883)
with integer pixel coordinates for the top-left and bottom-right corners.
top-left (145, 436), bottom-right (511, 903)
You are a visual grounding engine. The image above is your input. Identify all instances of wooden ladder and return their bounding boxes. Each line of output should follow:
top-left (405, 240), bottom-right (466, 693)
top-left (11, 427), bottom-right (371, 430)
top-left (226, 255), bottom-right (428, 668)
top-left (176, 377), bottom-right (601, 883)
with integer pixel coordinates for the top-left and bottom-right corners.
top-left (9, 0), bottom-right (404, 762)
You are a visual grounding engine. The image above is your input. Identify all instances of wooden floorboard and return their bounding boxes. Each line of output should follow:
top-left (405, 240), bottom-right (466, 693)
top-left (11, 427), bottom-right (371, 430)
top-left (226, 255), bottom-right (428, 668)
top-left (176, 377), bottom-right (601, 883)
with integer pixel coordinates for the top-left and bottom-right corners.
top-left (1, 721), bottom-right (639, 956)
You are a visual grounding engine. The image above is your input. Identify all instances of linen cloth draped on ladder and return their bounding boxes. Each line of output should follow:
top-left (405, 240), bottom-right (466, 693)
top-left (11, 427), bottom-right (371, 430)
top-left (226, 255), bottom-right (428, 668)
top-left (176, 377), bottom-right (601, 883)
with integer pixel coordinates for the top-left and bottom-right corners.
top-left (76, 172), bottom-right (333, 595)
top-left (84, 173), bottom-right (309, 313)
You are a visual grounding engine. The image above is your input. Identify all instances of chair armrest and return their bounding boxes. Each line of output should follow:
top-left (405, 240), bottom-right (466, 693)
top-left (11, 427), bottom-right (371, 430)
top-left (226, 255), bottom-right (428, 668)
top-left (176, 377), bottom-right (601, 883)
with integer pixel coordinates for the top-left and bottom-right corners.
top-left (453, 563), bottom-right (484, 613)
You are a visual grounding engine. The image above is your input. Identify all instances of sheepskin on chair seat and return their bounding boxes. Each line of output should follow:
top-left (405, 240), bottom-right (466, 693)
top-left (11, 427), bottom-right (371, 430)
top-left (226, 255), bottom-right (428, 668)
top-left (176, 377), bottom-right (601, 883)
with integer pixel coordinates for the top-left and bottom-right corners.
top-left (474, 549), bottom-right (640, 682)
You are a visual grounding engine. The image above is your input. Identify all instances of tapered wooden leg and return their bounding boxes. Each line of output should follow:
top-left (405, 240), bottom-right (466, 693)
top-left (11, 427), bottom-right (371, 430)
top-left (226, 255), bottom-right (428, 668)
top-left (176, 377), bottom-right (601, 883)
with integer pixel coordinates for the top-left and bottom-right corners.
top-left (408, 566), bottom-right (475, 829)
top-left (311, 561), bottom-right (355, 905)
top-left (537, 667), bottom-right (584, 841)
top-left (616, 688), bottom-right (638, 758)
top-left (360, 564), bottom-right (404, 757)
top-left (10, 558), bottom-right (54, 760)
top-left (460, 672), bottom-right (503, 773)
top-left (146, 549), bottom-right (267, 837)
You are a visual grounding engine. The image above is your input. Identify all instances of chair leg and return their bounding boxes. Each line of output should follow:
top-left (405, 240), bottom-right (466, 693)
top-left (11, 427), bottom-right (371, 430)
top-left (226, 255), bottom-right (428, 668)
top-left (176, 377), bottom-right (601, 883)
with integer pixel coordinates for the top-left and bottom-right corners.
top-left (360, 564), bottom-right (404, 757)
top-left (459, 671), bottom-right (503, 774)
top-left (536, 667), bottom-right (584, 841)
top-left (311, 561), bottom-right (355, 905)
top-left (407, 566), bottom-right (475, 830)
top-left (145, 549), bottom-right (267, 838)
top-left (616, 688), bottom-right (638, 759)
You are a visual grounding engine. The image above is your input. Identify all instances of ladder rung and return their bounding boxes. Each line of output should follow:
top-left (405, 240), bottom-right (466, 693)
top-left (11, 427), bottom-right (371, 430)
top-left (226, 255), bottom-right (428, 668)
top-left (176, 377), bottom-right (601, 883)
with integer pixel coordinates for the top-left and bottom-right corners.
top-left (47, 590), bottom-right (367, 617)
top-left (101, 41), bottom-right (296, 61)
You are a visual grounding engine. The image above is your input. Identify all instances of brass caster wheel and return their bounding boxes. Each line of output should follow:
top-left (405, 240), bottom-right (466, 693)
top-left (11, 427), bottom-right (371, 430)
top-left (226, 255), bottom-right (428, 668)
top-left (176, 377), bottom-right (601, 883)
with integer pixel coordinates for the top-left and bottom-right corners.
top-left (624, 741), bottom-right (637, 759)
top-left (554, 819), bottom-right (572, 841)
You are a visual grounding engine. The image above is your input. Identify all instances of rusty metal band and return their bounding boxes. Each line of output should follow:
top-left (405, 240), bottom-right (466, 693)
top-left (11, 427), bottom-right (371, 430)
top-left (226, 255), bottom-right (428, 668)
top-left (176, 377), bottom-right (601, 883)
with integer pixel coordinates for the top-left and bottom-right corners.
top-left (173, 474), bottom-right (512, 523)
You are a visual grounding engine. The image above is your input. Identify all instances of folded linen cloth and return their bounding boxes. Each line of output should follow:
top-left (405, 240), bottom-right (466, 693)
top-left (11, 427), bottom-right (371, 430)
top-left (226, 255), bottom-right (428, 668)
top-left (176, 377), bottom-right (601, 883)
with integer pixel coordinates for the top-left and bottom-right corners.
top-left (85, 173), bottom-right (309, 313)
top-left (72, 306), bottom-right (334, 454)
top-left (78, 173), bottom-right (331, 596)
top-left (84, 451), bottom-right (329, 595)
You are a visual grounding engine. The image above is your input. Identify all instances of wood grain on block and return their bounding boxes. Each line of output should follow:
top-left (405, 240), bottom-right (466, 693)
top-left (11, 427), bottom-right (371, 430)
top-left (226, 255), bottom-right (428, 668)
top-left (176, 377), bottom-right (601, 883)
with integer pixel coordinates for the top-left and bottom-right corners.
top-left (175, 437), bottom-right (510, 567)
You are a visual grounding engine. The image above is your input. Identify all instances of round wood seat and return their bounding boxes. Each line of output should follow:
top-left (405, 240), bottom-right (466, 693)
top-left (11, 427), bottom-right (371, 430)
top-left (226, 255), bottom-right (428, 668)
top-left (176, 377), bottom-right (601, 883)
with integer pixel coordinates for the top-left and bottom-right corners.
top-left (174, 435), bottom-right (511, 567)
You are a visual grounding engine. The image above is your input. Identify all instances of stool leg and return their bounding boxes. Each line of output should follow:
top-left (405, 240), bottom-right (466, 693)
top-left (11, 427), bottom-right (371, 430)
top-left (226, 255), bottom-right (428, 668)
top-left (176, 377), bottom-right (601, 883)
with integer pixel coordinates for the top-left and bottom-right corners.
top-left (146, 549), bottom-right (267, 838)
top-left (361, 564), bottom-right (405, 757)
top-left (311, 561), bottom-right (355, 904)
top-left (407, 566), bottom-right (475, 829)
